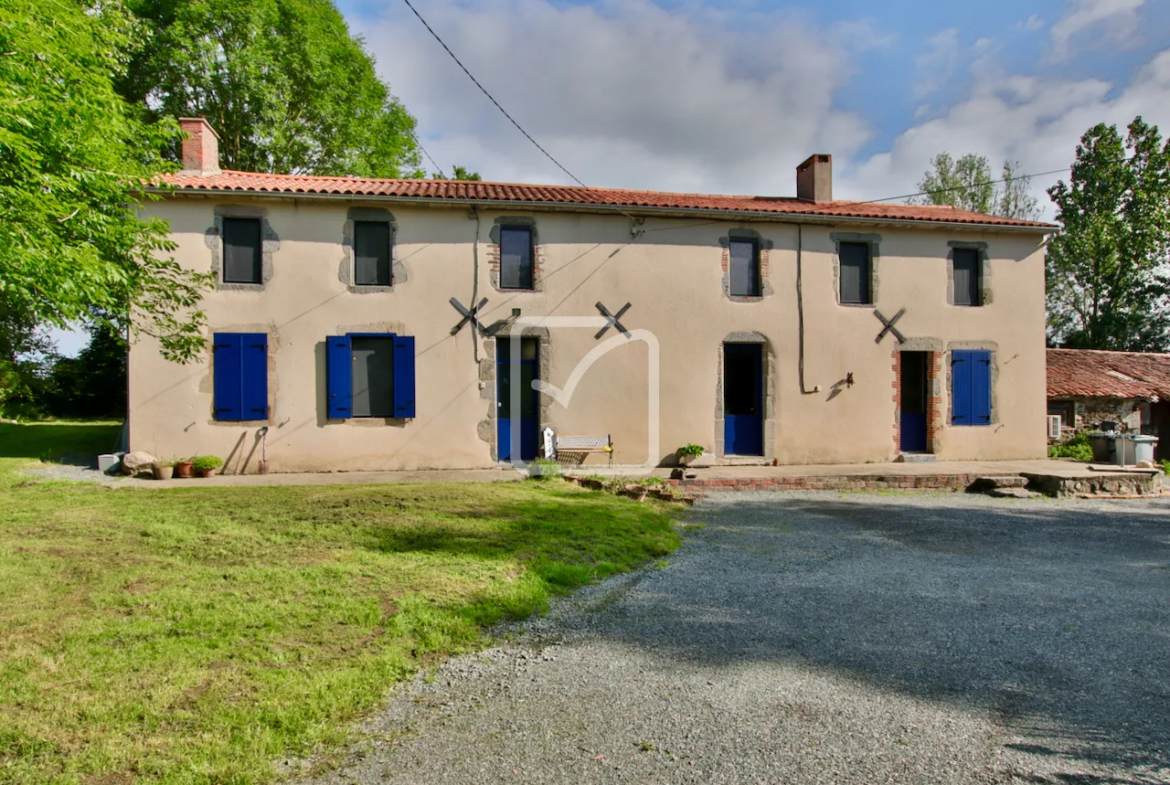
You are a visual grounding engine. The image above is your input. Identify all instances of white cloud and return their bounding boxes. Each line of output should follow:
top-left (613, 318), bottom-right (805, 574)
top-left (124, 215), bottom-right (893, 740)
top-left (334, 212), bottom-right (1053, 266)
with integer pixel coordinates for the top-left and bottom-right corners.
top-left (1048, 0), bottom-right (1146, 62)
top-left (840, 49), bottom-right (1170, 215)
top-left (351, 0), bottom-right (1170, 220)
top-left (913, 28), bottom-right (961, 99)
top-left (1015, 14), bottom-right (1045, 32)
top-left (356, 0), bottom-right (871, 195)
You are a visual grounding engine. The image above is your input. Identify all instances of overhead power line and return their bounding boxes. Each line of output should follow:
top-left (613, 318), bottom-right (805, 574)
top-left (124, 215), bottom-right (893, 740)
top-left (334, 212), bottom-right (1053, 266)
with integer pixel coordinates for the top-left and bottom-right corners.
top-left (411, 132), bottom-right (447, 179)
top-left (401, 0), bottom-right (586, 187)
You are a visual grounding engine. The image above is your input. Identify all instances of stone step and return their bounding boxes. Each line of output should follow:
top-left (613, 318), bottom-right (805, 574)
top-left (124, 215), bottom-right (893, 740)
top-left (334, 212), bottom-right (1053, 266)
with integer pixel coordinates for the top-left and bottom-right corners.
top-left (897, 453), bottom-right (938, 464)
top-left (972, 475), bottom-right (1029, 490)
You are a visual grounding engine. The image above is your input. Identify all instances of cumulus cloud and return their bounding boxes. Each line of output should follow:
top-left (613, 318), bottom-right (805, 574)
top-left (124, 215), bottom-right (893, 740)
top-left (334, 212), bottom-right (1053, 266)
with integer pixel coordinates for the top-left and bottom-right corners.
top-left (840, 49), bottom-right (1170, 213)
top-left (914, 28), bottom-right (961, 99)
top-left (1048, 0), bottom-right (1146, 61)
top-left (355, 0), bottom-right (871, 195)
top-left (351, 0), bottom-right (1170, 219)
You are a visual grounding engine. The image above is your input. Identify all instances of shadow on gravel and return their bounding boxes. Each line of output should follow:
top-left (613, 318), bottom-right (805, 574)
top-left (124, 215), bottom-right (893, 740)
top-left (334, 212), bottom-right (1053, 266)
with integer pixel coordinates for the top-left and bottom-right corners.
top-left (595, 497), bottom-right (1170, 782)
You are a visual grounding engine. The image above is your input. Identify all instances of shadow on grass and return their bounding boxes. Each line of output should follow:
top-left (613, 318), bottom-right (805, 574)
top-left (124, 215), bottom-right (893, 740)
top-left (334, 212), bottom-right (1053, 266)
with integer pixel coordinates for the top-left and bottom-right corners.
top-left (587, 496), bottom-right (1170, 782)
top-left (0, 422), bottom-right (121, 465)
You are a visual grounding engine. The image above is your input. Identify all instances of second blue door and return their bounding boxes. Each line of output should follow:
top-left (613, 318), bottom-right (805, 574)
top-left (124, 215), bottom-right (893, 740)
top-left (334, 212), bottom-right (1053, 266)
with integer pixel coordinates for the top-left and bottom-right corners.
top-left (724, 343), bottom-right (764, 456)
top-left (498, 338), bottom-right (539, 461)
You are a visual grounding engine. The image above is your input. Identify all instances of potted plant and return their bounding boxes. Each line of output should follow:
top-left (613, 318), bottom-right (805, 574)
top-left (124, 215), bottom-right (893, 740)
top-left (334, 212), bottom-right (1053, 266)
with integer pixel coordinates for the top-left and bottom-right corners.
top-left (677, 444), bottom-right (704, 466)
top-left (175, 458), bottom-right (195, 478)
top-left (153, 460), bottom-right (175, 480)
top-left (192, 455), bottom-right (224, 478)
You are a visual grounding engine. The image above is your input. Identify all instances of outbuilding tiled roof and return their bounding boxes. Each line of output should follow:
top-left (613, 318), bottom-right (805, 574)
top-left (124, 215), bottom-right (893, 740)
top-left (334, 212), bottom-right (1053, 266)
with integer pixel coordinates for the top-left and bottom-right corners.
top-left (158, 170), bottom-right (1056, 230)
top-left (1048, 348), bottom-right (1170, 399)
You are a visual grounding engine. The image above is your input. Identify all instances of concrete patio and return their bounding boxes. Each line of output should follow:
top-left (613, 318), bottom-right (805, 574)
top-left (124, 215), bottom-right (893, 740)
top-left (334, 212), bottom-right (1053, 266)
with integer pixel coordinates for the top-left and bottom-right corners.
top-left (119, 458), bottom-right (1162, 496)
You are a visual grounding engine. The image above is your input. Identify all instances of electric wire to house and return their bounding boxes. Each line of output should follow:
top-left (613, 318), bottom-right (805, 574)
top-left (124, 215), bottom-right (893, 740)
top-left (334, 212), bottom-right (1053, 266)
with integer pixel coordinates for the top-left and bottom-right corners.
top-left (400, 0), bottom-right (643, 229)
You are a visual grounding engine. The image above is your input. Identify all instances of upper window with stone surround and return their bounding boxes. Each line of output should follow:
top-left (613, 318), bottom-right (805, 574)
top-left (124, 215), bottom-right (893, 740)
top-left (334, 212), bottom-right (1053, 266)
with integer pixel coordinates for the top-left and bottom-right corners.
top-left (952, 247), bottom-right (982, 307)
top-left (222, 217), bottom-right (262, 284)
top-left (838, 241), bottom-right (872, 305)
top-left (499, 226), bottom-right (534, 290)
top-left (353, 221), bottom-right (392, 287)
top-left (728, 238), bottom-right (761, 297)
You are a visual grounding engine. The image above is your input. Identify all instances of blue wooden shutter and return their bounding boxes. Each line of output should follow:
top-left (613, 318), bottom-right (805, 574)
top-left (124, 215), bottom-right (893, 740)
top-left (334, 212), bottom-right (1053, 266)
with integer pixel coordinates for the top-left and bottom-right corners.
top-left (972, 350), bottom-right (992, 423)
top-left (951, 350), bottom-right (973, 425)
top-left (327, 335), bottom-right (352, 419)
top-left (213, 333), bottom-right (243, 420)
top-left (241, 333), bottom-right (268, 421)
top-left (393, 335), bottom-right (416, 418)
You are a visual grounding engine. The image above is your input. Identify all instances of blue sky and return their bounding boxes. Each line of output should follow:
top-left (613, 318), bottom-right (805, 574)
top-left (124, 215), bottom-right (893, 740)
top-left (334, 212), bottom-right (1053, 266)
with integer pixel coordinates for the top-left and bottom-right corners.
top-left (51, 0), bottom-right (1170, 356)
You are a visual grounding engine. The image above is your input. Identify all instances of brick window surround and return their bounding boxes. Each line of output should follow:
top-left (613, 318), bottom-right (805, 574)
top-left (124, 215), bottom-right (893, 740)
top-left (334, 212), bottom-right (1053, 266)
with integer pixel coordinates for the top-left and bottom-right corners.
top-left (487, 217), bottom-right (544, 292)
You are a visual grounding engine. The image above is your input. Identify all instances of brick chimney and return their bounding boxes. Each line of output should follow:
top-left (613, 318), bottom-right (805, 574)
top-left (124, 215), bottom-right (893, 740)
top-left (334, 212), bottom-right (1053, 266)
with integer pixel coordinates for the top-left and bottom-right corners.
top-left (796, 154), bottom-right (832, 202)
top-left (179, 117), bottom-right (221, 176)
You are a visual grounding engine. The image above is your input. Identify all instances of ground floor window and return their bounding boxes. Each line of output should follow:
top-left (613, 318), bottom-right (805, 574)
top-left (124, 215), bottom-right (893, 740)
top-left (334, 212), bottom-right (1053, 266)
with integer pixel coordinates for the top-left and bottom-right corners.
top-left (951, 349), bottom-right (991, 425)
top-left (213, 332), bottom-right (268, 421)
top-left (326, 333), bottom-right (416, 419)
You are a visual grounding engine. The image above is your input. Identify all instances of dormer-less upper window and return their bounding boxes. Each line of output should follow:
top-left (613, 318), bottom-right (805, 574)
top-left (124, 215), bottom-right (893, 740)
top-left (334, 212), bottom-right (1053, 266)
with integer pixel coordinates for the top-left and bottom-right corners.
top-left (354, 221), bottom-right (392, 286)
top-left (499, 226), bottom-right (534, 290)
top-left (952, 248), bottom-right (982, 306)
top-left (728, 238), bottom-right (761, 297)
top-left (222, 217), bottom-right (262, 284)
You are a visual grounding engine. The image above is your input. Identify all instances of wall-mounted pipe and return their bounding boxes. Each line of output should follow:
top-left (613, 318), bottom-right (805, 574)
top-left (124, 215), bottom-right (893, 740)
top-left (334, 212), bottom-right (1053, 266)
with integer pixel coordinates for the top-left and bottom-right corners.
top-left (796, 223), bottom-right (820, 395)
top-left (469, 206), bottom-right (481, 363)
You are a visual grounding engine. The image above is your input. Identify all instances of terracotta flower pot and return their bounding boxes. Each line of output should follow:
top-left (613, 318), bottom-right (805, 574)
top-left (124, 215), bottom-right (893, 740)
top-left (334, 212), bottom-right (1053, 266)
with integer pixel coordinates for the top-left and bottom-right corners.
top-left (196, 468), bottom-right (218, 478)
top-left (153, 465), bottom-right (174, 480)
top-left (175, 461), bottom-right (195, 478)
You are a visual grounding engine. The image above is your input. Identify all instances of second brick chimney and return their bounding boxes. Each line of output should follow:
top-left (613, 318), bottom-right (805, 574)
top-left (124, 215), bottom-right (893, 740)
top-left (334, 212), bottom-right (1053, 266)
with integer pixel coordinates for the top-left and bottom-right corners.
top-left (796, 154), bottom-right (832, 203)
top-left (179, 117), bottom-right (221, 176)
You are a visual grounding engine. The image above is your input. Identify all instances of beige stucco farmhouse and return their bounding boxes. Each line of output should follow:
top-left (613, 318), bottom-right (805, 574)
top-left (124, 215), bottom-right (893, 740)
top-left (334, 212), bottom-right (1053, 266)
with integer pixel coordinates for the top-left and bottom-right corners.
top-left (127, 118), bottom-right (1056, 472)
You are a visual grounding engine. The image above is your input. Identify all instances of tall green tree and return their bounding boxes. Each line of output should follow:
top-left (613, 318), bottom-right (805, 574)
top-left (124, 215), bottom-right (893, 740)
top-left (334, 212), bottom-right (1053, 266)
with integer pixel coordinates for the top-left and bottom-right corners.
top-left (120, 0), bottom-right (423, 177)
top-left (1046, 117), bottom-right (1170, 350)
top-left (0, 0), bottom-right (209, 364)
top-left (913, 153), bottom-right (1041, 220)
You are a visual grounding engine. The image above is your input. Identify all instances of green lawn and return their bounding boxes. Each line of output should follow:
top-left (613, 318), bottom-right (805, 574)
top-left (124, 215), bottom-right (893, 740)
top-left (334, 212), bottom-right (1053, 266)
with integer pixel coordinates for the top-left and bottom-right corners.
top-left (0, 423), bottom-right (681, 784)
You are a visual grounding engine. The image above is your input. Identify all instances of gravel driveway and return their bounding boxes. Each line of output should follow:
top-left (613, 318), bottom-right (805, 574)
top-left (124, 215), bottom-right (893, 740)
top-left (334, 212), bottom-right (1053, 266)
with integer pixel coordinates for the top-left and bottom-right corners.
top-left (292, 492), bottom-right (1170, 785)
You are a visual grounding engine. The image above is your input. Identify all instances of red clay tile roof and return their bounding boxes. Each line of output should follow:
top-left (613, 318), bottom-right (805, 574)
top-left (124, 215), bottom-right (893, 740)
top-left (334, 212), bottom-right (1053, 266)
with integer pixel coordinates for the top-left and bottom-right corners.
top-left (1048, 348), bottom-right (1170, 399)
top-left (158, 170), bottom-right (1055, 230)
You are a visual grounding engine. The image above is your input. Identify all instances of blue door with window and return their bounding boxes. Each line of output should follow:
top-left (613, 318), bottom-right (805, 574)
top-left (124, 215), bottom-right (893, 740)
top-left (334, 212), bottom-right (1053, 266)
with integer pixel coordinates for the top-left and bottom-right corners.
top-left (724, 343), bottom-right (764, 456)
top-left (900, 351), bottom-right (929, 452)
top-left (498, 338), bottom-right (539, 461)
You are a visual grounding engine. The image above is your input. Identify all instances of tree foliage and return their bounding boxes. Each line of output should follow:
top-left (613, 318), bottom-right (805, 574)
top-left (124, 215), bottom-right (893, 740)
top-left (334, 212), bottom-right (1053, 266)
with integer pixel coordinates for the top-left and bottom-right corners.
top-left (48, 321), bottom-right (128, 419)
top-left (913, 153), bottom-right (1041, 220)
top-left (0, 298), bottom-right (57, 419)
top-left (120, 0), bottom-right (422, 178)
top-left (432, 165), bottom-right (482, 181)
top-left (1046, 117), bottom-right (1170, 351)
top-left (0, 0), bottom-right (209, 364)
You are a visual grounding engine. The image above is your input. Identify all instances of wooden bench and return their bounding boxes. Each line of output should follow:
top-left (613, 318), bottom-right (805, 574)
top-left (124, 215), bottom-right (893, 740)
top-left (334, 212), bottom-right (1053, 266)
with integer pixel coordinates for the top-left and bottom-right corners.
top-left (550, 433), bottom-right (613, 466)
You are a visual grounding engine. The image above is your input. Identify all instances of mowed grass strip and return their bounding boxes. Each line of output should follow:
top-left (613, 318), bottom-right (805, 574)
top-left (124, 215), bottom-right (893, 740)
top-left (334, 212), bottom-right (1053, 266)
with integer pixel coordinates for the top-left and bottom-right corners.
top-left (0, 423), bottom-right (681, 784)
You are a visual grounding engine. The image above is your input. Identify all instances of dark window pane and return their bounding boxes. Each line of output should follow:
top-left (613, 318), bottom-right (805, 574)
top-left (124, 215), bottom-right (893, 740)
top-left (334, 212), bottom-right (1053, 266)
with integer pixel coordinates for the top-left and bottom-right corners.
top-left (729, 239), bottom-right (760, 297)
top-left (839, 241), bottom-right (871, 304)
top-left (953, 248), bottom-right (981, 306)
top-left (497, 338), bottom-right (538, 419)
top-left (354, 222), bottom-right (391, 286)
top-left (223, 218), bottom-right (262, 284)
top-left (351, 337), bottom-right (394, 417)
top-left (500, 227), bottom-right (533, 289)
top-left (724, 344), bottom-right (761, 416)
top-left (901, 352), bottom-right (927, 414)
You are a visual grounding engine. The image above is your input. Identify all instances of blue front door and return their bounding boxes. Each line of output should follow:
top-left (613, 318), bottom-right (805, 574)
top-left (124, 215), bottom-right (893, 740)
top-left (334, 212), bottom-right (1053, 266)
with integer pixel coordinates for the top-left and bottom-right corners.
top-left (498, 338), bottom-right (539, 462)
top-left (899, 351), bottom-right (929, 453)
top-left (724, 343), bottom-right (764, 456)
